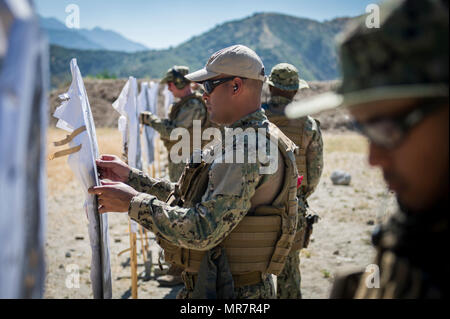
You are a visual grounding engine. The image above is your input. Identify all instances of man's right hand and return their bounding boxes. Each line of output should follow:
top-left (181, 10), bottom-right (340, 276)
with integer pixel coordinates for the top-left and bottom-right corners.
top-left (96, 154), bottom-right (131, 183)
top-left (140, 112), bottom-right (151, 125)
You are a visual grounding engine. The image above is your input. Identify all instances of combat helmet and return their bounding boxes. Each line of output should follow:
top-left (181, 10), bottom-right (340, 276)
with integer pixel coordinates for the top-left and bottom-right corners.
top-left (267, 63), bottom-right (310, 91)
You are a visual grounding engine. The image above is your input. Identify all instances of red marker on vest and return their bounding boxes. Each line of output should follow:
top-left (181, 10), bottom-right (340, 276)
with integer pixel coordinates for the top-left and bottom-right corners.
top-left (297, 176), bottom-right (304, 189)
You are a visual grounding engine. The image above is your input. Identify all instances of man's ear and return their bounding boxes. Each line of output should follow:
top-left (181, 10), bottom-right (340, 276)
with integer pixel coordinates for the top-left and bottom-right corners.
top-left (232, 77), bottom-right (243, 95)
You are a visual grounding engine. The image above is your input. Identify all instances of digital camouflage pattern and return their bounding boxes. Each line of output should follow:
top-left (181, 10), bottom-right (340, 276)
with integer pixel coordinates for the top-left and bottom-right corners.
top-left (266, 63), bottom-right (309, 91)
top-left (337, 0), bottom-right (448, 98)
top-left (128, 167), bottom-right (175, 201)
top-left (264, 96), bottom-right (323, 198)
top-left (360, 208), bottom-right (448, 299)
top-left (276, 251), bottom-right (302, 299)
top-left (263, 84), bottom-right (323, 299)
top-left (160, 66), bottom-right (190, 89)
top-left (128, 109), bottom-right (294, 299)
top-left (327, 0), bottom-right (449, 299)
top-left (140, 92), bottom-right (209, 182)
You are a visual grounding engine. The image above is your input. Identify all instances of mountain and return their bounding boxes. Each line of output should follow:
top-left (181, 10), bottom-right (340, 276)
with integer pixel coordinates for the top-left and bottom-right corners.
top-left (78, 27), bottom-right (149, 52)
top-left (172, 13), bottom-right (350, 81)
top-left (39, 16), bottom-right (148, 52)
top-left (49, 13), bottom-right (352, 88)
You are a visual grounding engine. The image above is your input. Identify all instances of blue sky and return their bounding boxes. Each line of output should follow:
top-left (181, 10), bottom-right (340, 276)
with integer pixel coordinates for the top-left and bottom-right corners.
top-left (35, 0), bottom-right (379, 49)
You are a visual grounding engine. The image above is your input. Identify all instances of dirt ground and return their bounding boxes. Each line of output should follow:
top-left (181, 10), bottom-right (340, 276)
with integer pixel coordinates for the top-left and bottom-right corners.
top-left (44, 127), bottom-right (397, 299)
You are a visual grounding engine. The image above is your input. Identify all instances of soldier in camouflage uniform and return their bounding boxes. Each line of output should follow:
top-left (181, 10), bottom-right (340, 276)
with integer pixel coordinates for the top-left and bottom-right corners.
top-left (140, 65), bottom-right (214, 182)
top-left (141, 67), bottom-right (215, 285)
top-left (286, 0), bottom-right (449, 299)
top-left (263, 63), bottom-right (323, 299)
top-left (90, 45), bottom-right (299, 299)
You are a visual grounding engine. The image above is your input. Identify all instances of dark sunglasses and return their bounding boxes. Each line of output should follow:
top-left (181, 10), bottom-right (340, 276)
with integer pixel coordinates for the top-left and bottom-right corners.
top-left (353, 100), bottom-right (445, 149)
top-left (202, 77), bottom-right (245, 95)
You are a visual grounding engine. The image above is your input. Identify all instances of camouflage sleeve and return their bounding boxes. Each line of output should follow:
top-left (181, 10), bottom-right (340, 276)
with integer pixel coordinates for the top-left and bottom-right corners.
top-left (128, 161), bottom-right (261, 251)
top-left (304, 119), bottom-right (324, 198)
top-left (127, 167), bottom-right (175, 201)
top-left (141, 99), bottom-right (206, 140)
top-left (140, 111), bottom-right (177, 140)
top-left (175, 99), bottom-right (207, 128)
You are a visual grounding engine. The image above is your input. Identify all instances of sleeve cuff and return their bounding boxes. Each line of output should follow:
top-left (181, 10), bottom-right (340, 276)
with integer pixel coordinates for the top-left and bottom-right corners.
top-left (127, 167), bottom-right (143, 188)
top-left (128, 193), bottom-right (154, 222)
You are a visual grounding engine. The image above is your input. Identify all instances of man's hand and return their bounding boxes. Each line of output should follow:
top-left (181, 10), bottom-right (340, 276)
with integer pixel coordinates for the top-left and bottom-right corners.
top-left (88, 181), bottom-right (139, 213)
top-left (96, 154), bottom-right (130, 183)
top-left (139, 111), bottom-right (153, 125)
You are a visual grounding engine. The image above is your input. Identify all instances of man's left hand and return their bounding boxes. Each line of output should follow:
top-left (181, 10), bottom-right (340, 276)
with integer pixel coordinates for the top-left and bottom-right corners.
top-left (88, 181), bottom-right (139, 213)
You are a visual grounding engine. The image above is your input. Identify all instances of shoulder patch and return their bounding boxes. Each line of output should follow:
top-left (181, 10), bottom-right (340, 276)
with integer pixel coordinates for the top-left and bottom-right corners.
top-left (210, 163), bottom-right (245, 197)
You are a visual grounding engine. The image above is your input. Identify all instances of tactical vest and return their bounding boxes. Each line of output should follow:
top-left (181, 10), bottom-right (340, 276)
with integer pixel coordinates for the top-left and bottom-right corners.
top-left (157, 122), bottom-right (298, 277)
top-left (161, 92), bottom-right (214, 153)
top-left (265, 109), bottom-right (319, 253)
top-left (265, 111), bottom-right (312, 189)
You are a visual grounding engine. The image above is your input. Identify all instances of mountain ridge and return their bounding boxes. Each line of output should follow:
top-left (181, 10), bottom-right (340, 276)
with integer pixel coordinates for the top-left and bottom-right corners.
top-left (49, 12), bottom-right (353, 88)
top-left (39, 16), bottom-right (149, 52)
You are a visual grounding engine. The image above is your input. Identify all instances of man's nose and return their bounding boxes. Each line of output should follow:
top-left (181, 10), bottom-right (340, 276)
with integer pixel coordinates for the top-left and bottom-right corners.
top-left (368, 142), bottom-right (392, 169)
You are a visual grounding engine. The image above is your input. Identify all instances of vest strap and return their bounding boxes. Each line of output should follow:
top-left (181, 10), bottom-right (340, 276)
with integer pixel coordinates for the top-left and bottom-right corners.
top-left (184, 271), bottom-right (263, 290)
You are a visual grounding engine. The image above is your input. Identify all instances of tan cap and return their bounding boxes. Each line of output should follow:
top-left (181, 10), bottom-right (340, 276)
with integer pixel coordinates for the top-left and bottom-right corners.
top-left (185, 44), bottom-right (266, 82)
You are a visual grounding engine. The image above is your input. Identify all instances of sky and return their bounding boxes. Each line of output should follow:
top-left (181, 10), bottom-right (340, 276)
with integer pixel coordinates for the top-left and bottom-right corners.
top-left (35, 0), bottom-right (379, 49)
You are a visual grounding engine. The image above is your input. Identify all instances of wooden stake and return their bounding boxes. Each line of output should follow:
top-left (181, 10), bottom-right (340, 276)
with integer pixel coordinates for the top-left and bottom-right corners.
top-left (129, 221), bottom-right (138, 299)
top-left (143, 228), bottom-right (149, 252)
top-left (139, 226), bottom-right (147, 263)
top-left (150, 163), bottom-right (155, 179)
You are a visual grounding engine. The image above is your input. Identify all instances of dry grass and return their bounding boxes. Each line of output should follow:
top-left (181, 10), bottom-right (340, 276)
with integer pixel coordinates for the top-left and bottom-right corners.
top-left (323, 132), bottom-right (368, 154)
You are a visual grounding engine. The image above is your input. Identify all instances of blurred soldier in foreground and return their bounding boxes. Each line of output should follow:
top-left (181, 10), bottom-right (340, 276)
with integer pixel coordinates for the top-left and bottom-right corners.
top-left (0, 0), bottom-right (48, 298)
top-left (90, 45), bottom-right (299, 299)
top-left (286, 0), bottom-right (449, 298)
top-left (263, 63), bottom-right (323, 299)
top-left (140, 65), bottom-right (214, 183)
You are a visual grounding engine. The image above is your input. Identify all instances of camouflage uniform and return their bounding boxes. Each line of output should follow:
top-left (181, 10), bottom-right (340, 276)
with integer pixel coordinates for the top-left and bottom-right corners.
top-left (263, 63), bottom-right (323, 299)
top-left (127, 109), bottom-right (298, 299)
top-left (286, 0), bottom-right (449, 299)
top-left (140, 66), bottom-right (213, 182)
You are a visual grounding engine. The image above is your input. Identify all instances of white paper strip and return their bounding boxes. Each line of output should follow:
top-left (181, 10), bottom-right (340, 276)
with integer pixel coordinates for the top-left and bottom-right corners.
top-left (53, 58), bottom-right (112, 299)
top-left (137, 82), bottom-right (158, 165)
top-left (112, 77), bottom-right (142, 171)
top-left (112, 77), bottom-right (143, 233)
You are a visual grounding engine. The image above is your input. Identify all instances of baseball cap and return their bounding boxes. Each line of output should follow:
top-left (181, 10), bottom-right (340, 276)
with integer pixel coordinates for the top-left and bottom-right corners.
top-left (185, 45), bottom-right (266, 82)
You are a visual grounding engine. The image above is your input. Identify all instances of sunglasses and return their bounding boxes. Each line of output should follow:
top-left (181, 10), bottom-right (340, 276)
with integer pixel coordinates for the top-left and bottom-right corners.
top-left (202, 77), bottom-right (245, 95)
top-left (353, 101), bottom-right (445, 149)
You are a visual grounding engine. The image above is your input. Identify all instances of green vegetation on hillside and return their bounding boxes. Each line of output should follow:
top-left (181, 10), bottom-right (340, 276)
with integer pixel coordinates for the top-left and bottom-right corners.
top-left (50, 13), bottom-right (351, 88)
